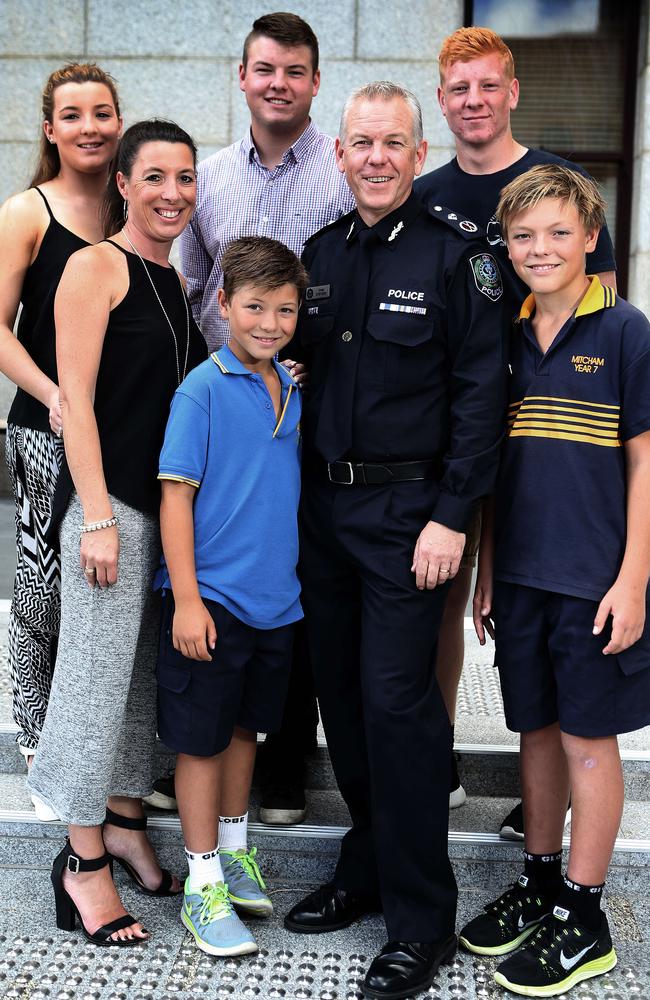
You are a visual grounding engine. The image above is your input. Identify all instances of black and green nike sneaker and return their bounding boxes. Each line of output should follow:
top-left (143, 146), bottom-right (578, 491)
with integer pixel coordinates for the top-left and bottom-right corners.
top-left (494, 905), bottom-right (617, 996)
top-left (459, 874), bottom-right (552, 956)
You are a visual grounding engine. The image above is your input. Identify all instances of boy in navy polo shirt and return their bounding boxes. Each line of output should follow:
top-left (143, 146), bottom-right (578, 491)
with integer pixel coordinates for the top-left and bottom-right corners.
top-left (155, 237), bottom-right (308, 957)
top-left (461, 165), bottom-right (650, 996)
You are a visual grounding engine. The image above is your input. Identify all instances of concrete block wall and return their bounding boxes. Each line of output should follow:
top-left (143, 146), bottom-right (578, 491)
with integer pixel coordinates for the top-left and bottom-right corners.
top-left (0, 0), bottom-right (461, 420)
top-left (629, 1), bottom-right (650, 314)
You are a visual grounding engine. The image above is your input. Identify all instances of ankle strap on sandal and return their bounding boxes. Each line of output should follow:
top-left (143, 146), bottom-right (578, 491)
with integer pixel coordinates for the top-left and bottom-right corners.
top-left (64, 839), bottom-right (111, 874)
top-left (105, 806), bottom-right (148, 831)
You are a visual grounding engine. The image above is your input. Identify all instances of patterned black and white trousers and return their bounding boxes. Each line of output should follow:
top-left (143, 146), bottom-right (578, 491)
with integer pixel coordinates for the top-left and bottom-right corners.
top-left (5, 424), bottom-right (64, 753)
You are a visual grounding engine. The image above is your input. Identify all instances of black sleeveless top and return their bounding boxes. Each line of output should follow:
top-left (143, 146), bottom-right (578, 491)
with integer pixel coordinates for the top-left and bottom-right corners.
top-left (8, 188), bottom-right (88, 431)
top-left (53, 240), bottom-right (208, 523)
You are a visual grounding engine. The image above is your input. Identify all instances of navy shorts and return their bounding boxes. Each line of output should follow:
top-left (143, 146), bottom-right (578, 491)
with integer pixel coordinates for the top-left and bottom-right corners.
top-left (493, 581), bottom-right (650, 737)
top-left (156, 593), bottom-right (295, 756)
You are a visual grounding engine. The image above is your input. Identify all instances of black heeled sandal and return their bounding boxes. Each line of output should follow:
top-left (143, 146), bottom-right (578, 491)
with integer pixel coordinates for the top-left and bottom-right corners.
top-left (103, 807), bottom-right (182, 897)
top-left (51, 839), bottom-right (147, 946)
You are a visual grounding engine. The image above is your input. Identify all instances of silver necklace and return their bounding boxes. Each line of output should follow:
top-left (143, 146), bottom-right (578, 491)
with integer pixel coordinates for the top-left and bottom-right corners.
top-left (121, 228), bottom-right (190, 385)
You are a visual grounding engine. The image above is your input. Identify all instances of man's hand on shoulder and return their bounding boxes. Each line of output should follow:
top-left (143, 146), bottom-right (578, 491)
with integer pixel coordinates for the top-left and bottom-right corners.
top-left (282, 358), bottom-right (309, 387)
top-left (411, 520), bottom-right (465, 591)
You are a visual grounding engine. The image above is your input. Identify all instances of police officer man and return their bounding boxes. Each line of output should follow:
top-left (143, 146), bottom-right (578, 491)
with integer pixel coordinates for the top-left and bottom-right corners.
top-left (284, 82), bottom-right (508, 1000)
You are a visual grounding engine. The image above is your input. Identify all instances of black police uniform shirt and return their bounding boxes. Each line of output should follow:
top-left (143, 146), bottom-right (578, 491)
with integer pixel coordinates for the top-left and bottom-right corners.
top-left (298, 190), bottom-right (509, 533)
top-left (414, 148), bottom-right (617, 311)
top-left (494, 276), bottom-right (650, 620)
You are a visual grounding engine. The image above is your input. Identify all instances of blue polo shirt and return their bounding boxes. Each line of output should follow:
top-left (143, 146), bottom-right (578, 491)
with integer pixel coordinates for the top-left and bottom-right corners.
top-left (155, 345), bottom-right (303, 630)
top-left (495, 277), bottom-right (650, 602)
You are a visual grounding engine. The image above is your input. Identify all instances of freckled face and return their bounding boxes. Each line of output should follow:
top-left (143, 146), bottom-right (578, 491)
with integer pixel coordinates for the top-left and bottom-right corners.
top-left (438, 52), bottom-right (518, 148)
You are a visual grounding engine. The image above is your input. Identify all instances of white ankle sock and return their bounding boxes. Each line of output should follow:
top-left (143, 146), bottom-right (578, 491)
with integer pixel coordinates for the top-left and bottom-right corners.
top-left (185, 845), bottom-right (223, 892)
top-left (218, 813), bottom-right (248, 851)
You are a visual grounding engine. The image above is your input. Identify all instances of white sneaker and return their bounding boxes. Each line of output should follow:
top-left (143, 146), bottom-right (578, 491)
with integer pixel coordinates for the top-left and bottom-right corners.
top-left (31, 793), bottom-right (59, 822)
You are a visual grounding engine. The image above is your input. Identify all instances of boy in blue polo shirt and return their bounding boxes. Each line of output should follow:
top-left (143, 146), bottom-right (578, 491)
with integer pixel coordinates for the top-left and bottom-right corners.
top-left (461, 165), bottom-right (650, 996)
top-left (155, 236), bottom-right (308, 957)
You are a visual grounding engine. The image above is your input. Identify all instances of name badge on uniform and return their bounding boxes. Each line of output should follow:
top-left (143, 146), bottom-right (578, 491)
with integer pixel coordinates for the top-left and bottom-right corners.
top-left (305, 284), bottom-right (331, 301)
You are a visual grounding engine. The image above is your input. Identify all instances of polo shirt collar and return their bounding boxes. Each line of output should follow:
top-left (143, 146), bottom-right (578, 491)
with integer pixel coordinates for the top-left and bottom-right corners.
top-left (244, 119), bottom-right (318, 166)
top-left (212, 345), bottom-right (298, 387)
top-left (346, 191), bottom-right (421, 249)
top-left (518, 275), bottom-right (615, 321)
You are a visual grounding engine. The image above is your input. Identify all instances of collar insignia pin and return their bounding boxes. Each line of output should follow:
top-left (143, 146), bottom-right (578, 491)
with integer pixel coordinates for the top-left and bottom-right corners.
top-left (388, 220), bottom-right (404, 242)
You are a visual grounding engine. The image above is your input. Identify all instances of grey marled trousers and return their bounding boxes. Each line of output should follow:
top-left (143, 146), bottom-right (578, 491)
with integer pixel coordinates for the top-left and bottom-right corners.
top-left (28, 493), bottom-right (161, 825)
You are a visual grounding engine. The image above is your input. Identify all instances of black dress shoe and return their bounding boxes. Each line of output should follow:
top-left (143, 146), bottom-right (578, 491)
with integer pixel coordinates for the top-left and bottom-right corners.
top-left (362, 936), bottom-right (457, 999)
top-left (284, 882), bottom-right (381, 933)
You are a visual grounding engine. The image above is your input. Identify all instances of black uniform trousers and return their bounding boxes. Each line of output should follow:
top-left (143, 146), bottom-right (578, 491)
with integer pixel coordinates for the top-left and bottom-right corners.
top-left (261, 618), bottom-right (319, 770)
top-left (299, 473), bottom-right (457, 942)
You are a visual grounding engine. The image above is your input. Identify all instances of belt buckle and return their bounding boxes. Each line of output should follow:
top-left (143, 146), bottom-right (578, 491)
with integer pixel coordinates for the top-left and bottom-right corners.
top-left (328, 461), bottom-right (354, 485)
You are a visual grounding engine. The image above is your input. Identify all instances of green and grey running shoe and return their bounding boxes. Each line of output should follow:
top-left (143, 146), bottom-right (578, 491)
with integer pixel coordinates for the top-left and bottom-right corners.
top-left (220, 847), bottom-right (273, 917)
top-left (494, 906), bottom-right (617, 996)
top-left (181, 880), bottom-right (258, 956)
top-left (459, 874), bottom-right (552, 956)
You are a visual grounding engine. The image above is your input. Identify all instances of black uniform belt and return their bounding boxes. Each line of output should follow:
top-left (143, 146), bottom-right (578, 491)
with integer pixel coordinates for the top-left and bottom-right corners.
top-left (326, 459), bottom-right (438, 486)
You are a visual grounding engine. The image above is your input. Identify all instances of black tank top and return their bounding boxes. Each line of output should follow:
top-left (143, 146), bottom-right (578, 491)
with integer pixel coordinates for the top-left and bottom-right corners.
top-left (8, 188), bottom-right (88, 431)
top-left (53, 240), bottom-right (208, 523)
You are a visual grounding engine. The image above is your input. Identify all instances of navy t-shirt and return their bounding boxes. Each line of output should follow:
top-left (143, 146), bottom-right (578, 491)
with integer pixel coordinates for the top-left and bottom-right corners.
top-left (494, 277), bottom-right (650, 606)
top-left (414, 148), bottom-right (617, 314)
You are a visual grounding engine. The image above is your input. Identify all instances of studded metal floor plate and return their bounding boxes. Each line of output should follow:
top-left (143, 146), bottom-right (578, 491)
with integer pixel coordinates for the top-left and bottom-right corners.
top-left (456, 661), bottom-right (504, 719)
top-left (0, 931), bottom-right (648, 1000)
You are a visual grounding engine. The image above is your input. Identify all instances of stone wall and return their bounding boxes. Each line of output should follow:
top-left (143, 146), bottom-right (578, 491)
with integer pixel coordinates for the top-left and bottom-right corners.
top-left (629, 1), bottom-right (650, 314)
top-left (0, 0), bottom-right (462, 420)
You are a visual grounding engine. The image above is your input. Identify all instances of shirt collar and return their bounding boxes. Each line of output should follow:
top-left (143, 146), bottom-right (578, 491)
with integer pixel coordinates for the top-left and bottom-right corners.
top-left (243, 119), bottom-right (319, 166)
top-left (518, 275), bottom-right (615, 321)
top-left (212, 345), bottom-right (298, 388)
top-left (346, 191), bottom-right (421, 249)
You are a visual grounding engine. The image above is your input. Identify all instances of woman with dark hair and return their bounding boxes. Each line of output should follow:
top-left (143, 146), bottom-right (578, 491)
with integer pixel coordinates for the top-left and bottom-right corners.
top-left (0, 63), bottom-right (122, 820)
top-left (28, 120), bottom-right (208, 945)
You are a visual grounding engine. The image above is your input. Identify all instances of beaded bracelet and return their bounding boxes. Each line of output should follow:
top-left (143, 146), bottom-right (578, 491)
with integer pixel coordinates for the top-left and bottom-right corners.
top-left (80, 515), bottom-right (119, 534)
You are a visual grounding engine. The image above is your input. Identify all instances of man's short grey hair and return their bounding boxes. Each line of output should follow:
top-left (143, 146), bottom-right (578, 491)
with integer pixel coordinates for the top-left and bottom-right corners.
top-left (339, 81), bottom-right (424, 146)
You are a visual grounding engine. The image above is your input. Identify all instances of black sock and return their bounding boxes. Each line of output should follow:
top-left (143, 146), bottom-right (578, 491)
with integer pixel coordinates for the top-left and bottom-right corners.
top-left (523, 850), bottom-right (564, 898)
top-left (555, 876), bottom-right (604, 931)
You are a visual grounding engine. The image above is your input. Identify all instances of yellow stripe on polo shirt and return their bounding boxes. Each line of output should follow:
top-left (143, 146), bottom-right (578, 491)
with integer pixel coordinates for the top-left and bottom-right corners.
top-left (157, 473), bottom-right (201, 487)
top-left (510, 428), bottom-right (621, 447)
top-left (508, 394), bottom-right (621, 447)
top-left (508, 410), bottom-right (619, 429)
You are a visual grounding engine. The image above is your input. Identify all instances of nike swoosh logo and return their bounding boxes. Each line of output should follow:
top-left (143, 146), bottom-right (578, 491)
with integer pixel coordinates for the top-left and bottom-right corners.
top-left (560, 940), bottom-right (597, 971)
top-left (517, 915), bottom-right (537, 931)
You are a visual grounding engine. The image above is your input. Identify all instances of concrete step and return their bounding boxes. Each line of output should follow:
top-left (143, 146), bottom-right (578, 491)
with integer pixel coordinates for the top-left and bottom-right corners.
top-left (2, 727), bottom-right (649, 801)
top-left (1, 776), bottom-right (648, 881)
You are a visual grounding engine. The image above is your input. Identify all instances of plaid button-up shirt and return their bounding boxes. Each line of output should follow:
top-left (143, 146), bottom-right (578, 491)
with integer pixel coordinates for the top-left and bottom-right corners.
top-left (180, 120), bottom-right (355, 350)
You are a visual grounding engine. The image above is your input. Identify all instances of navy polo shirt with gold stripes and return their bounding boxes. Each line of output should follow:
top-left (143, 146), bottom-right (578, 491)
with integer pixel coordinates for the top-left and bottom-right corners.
top-left (494, 276), bottom-right (650, 602)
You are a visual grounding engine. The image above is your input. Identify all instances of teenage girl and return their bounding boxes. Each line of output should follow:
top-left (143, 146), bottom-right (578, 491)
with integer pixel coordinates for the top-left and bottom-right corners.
top-left (0, 63), bottom-right (122, 820)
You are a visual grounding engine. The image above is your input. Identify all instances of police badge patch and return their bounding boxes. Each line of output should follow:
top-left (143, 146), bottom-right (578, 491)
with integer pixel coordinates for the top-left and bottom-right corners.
top-left (469, 253), bottom-right (503, 302)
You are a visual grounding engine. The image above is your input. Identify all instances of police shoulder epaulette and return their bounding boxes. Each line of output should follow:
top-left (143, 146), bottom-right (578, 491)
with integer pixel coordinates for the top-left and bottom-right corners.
top-left (303, 210), bottom-right (355, 248)
top-left (426, 202), bottom-right (485, 238)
